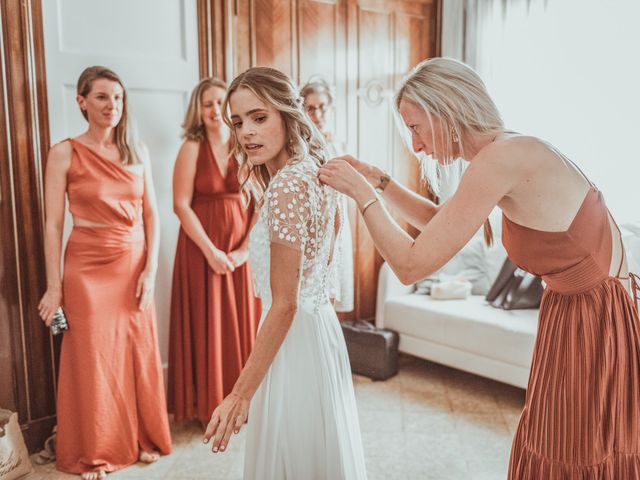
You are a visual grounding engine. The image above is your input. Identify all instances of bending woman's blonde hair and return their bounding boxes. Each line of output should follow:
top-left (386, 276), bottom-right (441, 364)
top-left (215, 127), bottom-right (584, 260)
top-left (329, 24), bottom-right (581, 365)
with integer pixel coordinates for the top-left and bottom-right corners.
top-left (395, 57), bottom-right (505, 245)
top-left (223, 67), bottom-right (328, 207)
top-left (77, 66), bottom-right (140, 166)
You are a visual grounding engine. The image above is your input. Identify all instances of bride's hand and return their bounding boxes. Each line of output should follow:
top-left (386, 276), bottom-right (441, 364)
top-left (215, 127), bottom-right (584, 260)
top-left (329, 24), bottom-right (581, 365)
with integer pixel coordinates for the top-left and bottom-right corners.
top-left (203, 392), bottom-right (249, 453)
top-left (318, 159), bottom-right (374, 202)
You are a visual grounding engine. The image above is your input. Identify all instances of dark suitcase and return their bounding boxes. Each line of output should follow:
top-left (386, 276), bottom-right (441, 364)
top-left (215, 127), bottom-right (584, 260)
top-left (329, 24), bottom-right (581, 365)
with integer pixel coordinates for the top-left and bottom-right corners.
top-left (341, 320), bottom-right (399, 381)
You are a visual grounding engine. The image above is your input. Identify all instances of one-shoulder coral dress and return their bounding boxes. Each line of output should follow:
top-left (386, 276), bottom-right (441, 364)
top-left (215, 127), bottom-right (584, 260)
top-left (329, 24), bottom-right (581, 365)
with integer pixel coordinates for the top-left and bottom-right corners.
top-left (56, 139), bottom-right (171, 475)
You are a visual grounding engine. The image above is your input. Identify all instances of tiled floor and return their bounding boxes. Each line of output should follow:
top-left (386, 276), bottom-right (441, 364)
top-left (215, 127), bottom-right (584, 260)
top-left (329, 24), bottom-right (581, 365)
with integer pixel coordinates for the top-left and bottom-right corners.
top-left (28, 356), bottom-right (525, 480)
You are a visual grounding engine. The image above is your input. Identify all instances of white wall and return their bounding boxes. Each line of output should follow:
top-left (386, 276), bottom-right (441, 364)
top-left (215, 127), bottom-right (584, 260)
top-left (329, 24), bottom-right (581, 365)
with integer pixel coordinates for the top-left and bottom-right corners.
top-left (469, 0), bottom-right (640, 224)
top-left (42, 0), bottom-right (200, 367)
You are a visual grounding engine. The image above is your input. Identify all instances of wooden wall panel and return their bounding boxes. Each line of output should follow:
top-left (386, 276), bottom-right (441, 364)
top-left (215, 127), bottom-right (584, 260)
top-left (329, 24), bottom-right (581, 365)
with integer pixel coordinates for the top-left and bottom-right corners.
top-left (254, 0), bottom-right (296, 75)
top-left (198, 0), bottom-right (227, 79)
top-left (350, 0), bottom-right (438, 320)
top-left (0, 0), bottom-right (58, 452)
top-left (353, 6), bottom-right (394, 320)
top-left (394, 6), bottom-right (437, 204)
top-left (298, 0), bottom-right (339, 84)
top-left (232, 0), bottom-right (254, 77)
top-left (0, 0), bottom-right (21, 415)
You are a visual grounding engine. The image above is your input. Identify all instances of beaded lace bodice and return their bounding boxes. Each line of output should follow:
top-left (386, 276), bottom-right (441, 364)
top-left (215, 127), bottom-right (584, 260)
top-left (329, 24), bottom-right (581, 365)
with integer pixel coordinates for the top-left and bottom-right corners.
top-left (248, 157), bottom-right (342, 308)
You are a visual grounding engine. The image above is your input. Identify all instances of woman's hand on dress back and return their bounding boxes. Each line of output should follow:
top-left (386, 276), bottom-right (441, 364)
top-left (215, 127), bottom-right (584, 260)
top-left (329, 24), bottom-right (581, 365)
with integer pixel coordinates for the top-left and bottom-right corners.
top-left (227, 248), bottom-right (249, 268)
top-left (333, 155), bottom-right (385, 188)
top-left (206, 248), bottom-right (235, 275)
top-left (318, 159), bottom-right (372, 202)
top-left (135, 268), bottom-right (156, 310)
top-left (38, 288), bottom-right (62, 326)
top-left (203, 392), bottom-right (249, 453)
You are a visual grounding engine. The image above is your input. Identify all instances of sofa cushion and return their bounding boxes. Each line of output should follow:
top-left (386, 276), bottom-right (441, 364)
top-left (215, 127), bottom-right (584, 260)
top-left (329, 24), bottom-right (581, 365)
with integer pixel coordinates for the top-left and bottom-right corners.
top-left (383, 294), bottom-right (538, 369)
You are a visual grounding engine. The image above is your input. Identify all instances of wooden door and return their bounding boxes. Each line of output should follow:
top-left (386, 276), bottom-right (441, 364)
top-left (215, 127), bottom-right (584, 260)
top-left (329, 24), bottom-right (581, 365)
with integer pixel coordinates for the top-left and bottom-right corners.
top-left (348, 0), bottom-right (438, 320)
top-left (217, 0), bottom-right (440, 321)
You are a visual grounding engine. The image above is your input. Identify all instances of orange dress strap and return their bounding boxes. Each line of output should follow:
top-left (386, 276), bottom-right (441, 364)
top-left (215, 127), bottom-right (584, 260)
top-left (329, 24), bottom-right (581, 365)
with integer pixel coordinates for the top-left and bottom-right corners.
top-left (630, 273), bottom-right (640, 312)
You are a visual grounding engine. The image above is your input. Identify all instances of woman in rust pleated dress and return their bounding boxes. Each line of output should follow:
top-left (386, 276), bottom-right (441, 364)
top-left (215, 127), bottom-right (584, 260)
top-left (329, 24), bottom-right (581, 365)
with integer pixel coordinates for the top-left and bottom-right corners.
top-left (37, 66), bottom-right (171, 479)
top-left (168, 78), bottom-right (260, 425)
top-left (319, 57), bottom-right (640, 479)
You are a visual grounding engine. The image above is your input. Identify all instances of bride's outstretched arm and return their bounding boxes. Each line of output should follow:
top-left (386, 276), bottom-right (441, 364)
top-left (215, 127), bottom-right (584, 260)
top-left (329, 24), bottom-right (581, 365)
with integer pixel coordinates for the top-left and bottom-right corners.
top-left (203, 242), bottom-right (302, 453)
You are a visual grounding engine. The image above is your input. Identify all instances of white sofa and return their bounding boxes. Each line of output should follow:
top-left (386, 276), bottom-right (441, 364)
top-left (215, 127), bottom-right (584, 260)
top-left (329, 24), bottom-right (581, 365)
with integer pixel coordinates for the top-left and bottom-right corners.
top-left (374, 220), bottom-right (640, 389)
top-left (375, 262), bottom-right (538, 388)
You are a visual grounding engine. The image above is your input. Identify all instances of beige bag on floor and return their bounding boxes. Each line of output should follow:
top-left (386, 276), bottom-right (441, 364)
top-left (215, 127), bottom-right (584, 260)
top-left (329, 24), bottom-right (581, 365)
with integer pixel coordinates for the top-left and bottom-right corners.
top-left (0, 409), bottom-right (33, 480)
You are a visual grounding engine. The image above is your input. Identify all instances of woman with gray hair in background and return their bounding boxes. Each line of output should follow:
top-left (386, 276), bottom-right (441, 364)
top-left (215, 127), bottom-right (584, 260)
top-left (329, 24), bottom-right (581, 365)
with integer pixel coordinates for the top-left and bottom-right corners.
top-left (319, 57), bottom-right (640, 478)
top-left (301, 78), bottom-right (354, 312)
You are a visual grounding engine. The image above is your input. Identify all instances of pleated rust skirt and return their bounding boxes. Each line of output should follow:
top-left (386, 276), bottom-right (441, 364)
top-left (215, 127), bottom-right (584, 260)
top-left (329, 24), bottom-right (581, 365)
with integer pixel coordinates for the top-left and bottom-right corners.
top-left (509, 277), bottom-right (640, 478)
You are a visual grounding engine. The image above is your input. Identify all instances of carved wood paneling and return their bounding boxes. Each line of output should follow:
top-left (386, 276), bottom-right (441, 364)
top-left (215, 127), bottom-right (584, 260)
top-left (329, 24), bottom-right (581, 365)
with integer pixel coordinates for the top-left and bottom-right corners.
top-left (350, 0), bottom-right (438, 321)
top-left (0, 0), bottom-right (57, 452)
top-left (254, 0), bottom-right (295, 75)
top-left (298, 0), bottom-right (340, 84)
top-left (394, 4), bottom-right (438, 211)
top-left (198, 0), bottom-right (228, 79)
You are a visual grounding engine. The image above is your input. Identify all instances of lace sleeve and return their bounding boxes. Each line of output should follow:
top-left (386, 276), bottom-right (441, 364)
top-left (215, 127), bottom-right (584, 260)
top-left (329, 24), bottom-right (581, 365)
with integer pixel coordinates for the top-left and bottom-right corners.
top-left (265, 170), bottom-right (313, 251)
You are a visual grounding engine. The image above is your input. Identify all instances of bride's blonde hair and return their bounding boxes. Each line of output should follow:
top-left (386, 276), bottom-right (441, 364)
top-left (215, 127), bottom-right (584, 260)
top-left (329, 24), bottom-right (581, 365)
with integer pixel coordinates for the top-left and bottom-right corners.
top-left (223, 67), bottom-right (328, 207)
top-left (395, 57), bottom-right (505, 245)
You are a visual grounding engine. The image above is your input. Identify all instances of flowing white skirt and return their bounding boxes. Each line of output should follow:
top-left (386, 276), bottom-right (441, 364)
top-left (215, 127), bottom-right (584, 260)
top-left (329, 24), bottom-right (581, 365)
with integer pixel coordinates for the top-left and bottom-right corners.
top-left (243, 299), bottom-right (367, 480)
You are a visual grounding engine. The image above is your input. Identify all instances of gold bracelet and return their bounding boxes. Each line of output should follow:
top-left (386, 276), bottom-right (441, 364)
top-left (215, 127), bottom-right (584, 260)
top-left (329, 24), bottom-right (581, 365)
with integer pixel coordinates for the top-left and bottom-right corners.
top-left (360, 197), bottom-right (379, 216)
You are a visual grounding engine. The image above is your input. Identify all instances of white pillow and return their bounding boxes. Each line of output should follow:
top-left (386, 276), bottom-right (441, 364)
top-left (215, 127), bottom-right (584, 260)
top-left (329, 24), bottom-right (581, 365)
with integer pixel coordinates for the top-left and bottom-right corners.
top-left (432, 209), bottom-right (507, 296)
top-left (421, 166), bottom-right (507, 296)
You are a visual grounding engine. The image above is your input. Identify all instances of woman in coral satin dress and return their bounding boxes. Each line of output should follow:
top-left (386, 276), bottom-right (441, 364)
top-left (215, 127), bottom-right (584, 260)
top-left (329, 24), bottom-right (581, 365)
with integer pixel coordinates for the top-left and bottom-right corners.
top-left (38, 66), bottom-right (171, 479)
top-left (320, 57), bottom-right (640, 479)
top-left (168, 78), bottom-right (260, 424)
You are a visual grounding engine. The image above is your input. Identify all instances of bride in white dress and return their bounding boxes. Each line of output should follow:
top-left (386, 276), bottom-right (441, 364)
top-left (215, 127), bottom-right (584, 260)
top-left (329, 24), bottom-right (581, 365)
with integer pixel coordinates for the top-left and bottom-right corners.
top-left (203, 66), bottom-right (367, 480)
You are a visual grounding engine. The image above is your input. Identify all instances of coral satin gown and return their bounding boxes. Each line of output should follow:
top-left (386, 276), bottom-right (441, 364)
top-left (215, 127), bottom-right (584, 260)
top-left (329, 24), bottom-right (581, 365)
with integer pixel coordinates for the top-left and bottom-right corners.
top-left (168, 140), bottom-right (260, 424)
top-left (56, 139), bottom-right (171, 474)
top-left (505, 155), bottom-right (640, 478)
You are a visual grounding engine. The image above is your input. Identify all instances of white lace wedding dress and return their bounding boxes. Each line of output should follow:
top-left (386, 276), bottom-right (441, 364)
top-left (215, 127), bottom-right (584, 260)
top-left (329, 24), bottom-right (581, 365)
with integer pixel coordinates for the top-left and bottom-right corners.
top-left (244, 157), bottom-right (367, 480)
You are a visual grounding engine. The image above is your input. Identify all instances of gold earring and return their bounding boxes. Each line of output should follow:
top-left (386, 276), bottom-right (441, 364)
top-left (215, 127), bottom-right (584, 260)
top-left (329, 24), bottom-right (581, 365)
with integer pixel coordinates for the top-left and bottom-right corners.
top-left (451, 126), bottom-right (460, 143)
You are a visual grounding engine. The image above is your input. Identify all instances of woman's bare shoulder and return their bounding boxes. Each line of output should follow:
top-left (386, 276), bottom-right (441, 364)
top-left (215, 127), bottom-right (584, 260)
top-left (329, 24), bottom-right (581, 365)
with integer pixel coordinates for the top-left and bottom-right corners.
top-left (475, 134), bottom-right (551, 174)
top-left (48, 140), bottom-right (73, 168)
top-left (177, 139), bottom-right (201, 158)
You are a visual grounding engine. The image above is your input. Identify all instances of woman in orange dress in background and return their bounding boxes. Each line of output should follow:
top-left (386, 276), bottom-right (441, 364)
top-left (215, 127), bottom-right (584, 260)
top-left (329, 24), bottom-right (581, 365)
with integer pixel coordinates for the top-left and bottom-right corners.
top-left (168, 78), bottom-right (260, 425)
top-left (37, 66), bottom-right (171, 479)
